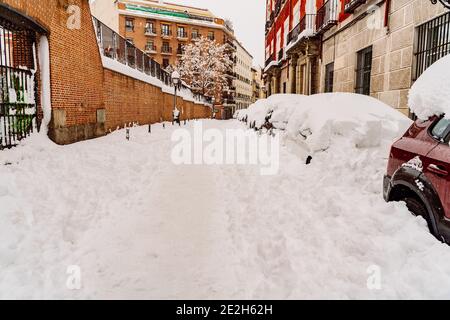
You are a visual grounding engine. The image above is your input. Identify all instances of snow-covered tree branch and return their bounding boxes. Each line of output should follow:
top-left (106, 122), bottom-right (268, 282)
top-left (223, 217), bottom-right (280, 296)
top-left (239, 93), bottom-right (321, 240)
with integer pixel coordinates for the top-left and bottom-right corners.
top-left (170, 37), bottom-right (233, 98)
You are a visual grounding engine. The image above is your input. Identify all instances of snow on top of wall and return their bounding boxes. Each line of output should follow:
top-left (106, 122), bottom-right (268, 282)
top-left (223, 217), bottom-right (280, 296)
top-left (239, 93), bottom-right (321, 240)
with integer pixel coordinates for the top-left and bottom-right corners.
top-left (245, 93), bottom-right (412, 153)
top-left (101, 56), bottom-right (211, 107)
top-left (409, 54), bottom-right (450, 120)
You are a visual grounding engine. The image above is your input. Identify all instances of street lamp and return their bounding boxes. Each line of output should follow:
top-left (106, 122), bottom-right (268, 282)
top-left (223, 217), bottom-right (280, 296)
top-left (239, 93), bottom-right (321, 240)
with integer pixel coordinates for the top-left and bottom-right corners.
top-left (172, 71), bottom-right (180, 123)
top-left (430, 0), bottom-right (450, 9)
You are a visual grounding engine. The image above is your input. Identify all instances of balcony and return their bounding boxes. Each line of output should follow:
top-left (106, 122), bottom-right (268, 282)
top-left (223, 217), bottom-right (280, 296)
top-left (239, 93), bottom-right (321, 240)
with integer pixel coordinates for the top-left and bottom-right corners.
top-left (265, 53), bottom-right (275, 67)
top-left (145, 45), bottom-right (157, 54)
top-left (161, 46), bottom-right (172, 55)
top-left (288, 14), bottom-right (316, 45)
top-left (177, 48), bottom-right (184, 56)
top-left (177, 31), bottom-right (188, 40)
top-left (161, 30), bottom-right (172, 38)
top-left (191, 33), bottom-right (201, 40)
top-left (144, 28), bottom-right (157, 36)
top-left (225, 70), bottom-right (236, 78)
top-left (223, 98), bottom-right (236, 106)
top-left (316, 0), bottom-right (338, 34)
top-left (344, 0), bottom-right (366, 13)
top-left (278, 48), bottom-right (284, 61)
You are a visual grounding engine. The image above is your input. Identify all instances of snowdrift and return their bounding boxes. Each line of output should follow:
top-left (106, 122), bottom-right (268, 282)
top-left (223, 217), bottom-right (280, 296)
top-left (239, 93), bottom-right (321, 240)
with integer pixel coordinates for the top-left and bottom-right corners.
top-left (243, 93), bottom-right (412, 153)
top-left (409, 54), bottom-right (450, 120)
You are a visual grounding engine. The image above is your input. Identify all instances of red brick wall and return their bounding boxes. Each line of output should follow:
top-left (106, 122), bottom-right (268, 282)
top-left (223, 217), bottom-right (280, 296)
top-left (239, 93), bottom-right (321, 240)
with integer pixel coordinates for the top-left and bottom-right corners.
top-left (103, 69), bottom-right (211, 131)
top-left (2, 0), bottom-right (105, 127)
top-left (2, 0), bottom-right (211, 144)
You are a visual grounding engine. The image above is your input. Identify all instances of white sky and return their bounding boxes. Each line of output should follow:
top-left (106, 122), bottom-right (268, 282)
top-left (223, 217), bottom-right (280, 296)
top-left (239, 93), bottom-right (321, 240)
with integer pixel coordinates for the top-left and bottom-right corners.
top-left (176, 0), bottom-right (265, 67)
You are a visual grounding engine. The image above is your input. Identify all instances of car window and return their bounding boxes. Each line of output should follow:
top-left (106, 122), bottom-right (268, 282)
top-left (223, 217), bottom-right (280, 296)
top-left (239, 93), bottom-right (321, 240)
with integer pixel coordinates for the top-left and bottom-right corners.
top-left (431, 118), bottom-right (450, 141)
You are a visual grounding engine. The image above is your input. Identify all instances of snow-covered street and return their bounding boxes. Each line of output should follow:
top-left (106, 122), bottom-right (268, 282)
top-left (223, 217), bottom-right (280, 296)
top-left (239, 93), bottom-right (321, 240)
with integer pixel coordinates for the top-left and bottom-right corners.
top-left (2, 119), bottom-right (450, 300)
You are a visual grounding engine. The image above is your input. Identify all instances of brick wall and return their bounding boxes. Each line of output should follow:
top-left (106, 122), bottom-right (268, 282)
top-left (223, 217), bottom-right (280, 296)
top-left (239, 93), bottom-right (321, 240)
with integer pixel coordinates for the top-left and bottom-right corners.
top-left (1, 0), bottom-right (211, 145)
top-left (103, 69), bottom-right (210, 131)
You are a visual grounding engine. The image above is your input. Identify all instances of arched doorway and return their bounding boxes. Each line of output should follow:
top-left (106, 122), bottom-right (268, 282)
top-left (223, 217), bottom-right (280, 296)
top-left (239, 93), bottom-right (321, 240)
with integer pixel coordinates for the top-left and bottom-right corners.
top-left (0, 3), bottom-right (47, 149)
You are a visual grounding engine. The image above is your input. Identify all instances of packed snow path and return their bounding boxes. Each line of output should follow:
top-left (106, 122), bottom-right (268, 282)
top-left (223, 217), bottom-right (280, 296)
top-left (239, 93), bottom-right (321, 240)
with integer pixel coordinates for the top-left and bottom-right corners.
top-left (1, 120), bottom-right (450, 299)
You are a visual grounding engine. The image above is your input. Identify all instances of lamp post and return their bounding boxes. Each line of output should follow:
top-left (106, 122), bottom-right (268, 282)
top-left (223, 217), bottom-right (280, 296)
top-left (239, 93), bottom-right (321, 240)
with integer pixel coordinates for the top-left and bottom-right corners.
top-left (430, 0), bottom-right (450, 9)
top-left (171, 71), bottom-right (180, 123)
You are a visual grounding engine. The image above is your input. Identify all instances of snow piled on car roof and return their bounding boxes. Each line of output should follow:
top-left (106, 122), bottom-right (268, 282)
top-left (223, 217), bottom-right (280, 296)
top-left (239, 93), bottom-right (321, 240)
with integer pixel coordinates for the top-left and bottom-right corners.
top-left (244, 93), bottom-right (412, 153)
top-left (409, 54), bottom-right (450, 120)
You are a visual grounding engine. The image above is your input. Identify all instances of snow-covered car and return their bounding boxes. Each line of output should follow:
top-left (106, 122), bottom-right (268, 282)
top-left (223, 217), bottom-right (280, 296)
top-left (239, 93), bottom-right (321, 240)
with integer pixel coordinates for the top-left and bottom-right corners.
top-left (384, 54), bottom-right (450, 243)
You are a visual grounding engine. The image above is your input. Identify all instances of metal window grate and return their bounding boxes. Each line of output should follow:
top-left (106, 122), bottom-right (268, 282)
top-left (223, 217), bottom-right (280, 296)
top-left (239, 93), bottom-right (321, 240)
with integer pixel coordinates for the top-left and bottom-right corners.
top-left (355, 46), bottom-right (372, 96)
top-left (0, 18), bottom-right (38, 150)
top-left (414, 11), bottom-right (450, 80)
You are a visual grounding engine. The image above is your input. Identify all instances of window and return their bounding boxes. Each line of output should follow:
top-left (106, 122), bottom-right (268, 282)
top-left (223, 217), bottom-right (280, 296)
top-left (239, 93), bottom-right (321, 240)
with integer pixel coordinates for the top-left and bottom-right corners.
top-left (325, 62), bottom-right (334, 93)
top-left (208, 31), bottom-right (215, 41)
top-left (355, 46), bottom-right (372, 96)
top-left (276, 29), bottom-right (282, 54)
top-left (161, 24), bottom-right (171, 36)
top-left (293, 2), bottom-right (301, 27)
top-left (163, 59), bottom-right (170, 69)
top-left (431, 118), bottom-right (450, 141)
top-left (177, 26), bottom-right (186, 38)
top-left (177, 43), bottom-right (183, 55)
top-left (125, 19), bottom-right (134, 32)
top-left (192, 28), bottom-right (200, 39)
top-left (283, 18), bottom-right (289, 52)
top-left (146, 40), bottom-right (155, 52)
top-left (414, 11), bottom-right (450, 80)
top-left (145, 21), bottom-right (155, 34)
top-left (162, 41), bottom-right (171, 53)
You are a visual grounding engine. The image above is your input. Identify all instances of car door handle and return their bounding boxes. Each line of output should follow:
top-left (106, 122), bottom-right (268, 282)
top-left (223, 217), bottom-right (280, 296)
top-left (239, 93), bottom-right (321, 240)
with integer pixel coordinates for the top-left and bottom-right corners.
top-left (428, 164), bottom-right (449, 177)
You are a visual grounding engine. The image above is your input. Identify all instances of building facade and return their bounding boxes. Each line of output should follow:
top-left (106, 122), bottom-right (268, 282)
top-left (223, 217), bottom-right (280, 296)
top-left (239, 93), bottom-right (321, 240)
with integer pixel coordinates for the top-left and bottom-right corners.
top-left (232, 40), bottom-right (254, 114)
top-left (91, 0), bottom-right (237, 119)
top-left (252, 67), bottom-right (265, 102)
top-left (264, 0), bottom-right (450, 116)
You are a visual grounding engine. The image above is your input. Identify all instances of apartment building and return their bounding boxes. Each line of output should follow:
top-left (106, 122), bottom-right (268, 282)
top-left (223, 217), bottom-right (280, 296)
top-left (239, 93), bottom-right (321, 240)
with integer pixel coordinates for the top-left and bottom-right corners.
top-left (232, 40), bottom-right (254, 113)
top-left (264, 0), bottom-right (450, 116)
top-left (252, 67), bottom-right (265, 102)
top-left (91, 0), bottom-right (236, 119)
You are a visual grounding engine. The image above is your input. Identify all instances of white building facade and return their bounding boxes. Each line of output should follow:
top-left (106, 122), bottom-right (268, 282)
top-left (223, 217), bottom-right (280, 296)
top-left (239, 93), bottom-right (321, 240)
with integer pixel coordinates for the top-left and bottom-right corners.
top-left (233, 40), bottom-right (254, 114)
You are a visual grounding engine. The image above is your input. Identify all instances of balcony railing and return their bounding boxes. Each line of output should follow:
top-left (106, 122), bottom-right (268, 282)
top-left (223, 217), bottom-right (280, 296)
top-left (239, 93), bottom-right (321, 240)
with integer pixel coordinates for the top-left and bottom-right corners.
top-left (177, 31), bottom-right (188, 39)
top-left (93, 17), bottom-right (212, 105)
top-left (161, 46), bottom-right (173, 54)
top-left (161, 30), bottom-right (172, 37)
top-left (265, 53), bottom-right (275, 67)
top-left (344, 0), bottom-right (366, 13)
top-left (223, 99), bottom-right (236, 106)
top-left (145, 28), bottom-right (157, 36)
top-left (288, 14), bottom-right (316, 45)
top-left (316, 0), bottom-right (338, 34)
top-left (145, 44), bottom-right (157, 53)
top-left (278, 48), bottom-right (284, 61)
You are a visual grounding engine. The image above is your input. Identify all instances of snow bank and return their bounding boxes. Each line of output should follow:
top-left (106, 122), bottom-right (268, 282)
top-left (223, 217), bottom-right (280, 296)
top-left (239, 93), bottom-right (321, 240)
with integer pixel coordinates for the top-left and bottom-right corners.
top-left (409, 54), bottom-right (450, 120)
top-left (244, 93), bottom-right (412, 153)
top-left (246, 94), bottom-right (307, 129)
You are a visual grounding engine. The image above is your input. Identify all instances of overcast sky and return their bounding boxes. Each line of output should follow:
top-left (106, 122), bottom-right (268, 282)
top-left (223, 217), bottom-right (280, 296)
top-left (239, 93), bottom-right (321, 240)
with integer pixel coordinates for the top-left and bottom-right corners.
top-left (178, 0), bottom-right (266, 67)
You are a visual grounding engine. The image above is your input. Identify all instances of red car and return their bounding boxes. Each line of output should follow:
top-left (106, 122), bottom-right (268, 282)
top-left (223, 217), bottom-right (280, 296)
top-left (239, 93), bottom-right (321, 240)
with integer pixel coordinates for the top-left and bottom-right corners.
top-left (384, 116), bottom-right (450, 242)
